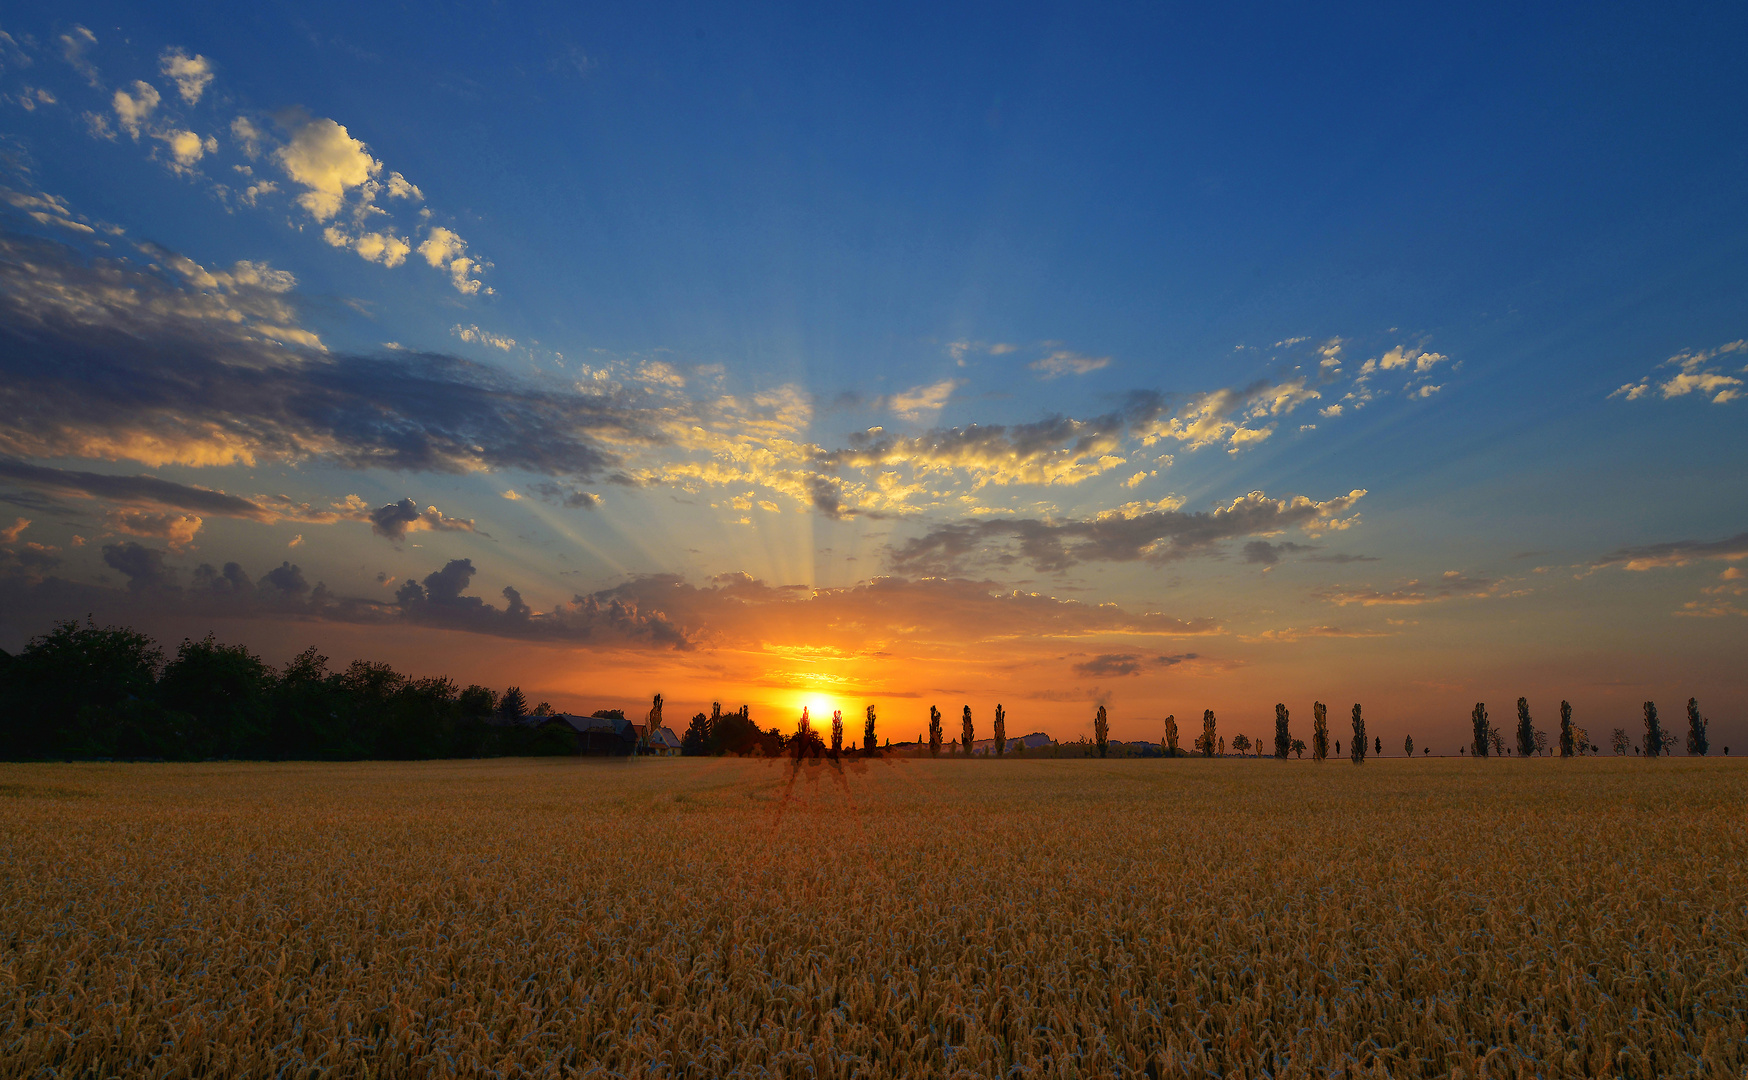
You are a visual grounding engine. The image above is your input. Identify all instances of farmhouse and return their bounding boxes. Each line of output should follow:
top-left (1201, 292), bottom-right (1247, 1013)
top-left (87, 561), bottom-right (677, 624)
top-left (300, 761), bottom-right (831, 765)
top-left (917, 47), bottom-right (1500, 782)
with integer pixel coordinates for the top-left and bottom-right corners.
top-left (534, 713), bottom-right (683, 756)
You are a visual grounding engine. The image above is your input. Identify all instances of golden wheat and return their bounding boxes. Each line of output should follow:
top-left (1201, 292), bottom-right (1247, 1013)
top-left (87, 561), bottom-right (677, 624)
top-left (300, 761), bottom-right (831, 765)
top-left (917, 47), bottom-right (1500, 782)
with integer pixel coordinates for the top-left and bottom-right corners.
top-left (2, 758), bottom-right (1744, 1078)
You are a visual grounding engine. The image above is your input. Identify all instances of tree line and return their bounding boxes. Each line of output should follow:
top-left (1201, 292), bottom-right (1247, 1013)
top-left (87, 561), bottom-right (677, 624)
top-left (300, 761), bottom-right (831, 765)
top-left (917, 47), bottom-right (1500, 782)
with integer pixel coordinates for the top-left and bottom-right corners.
top-left (0, 619), bottom-right (591, 761)
top-left (1, 619), bottom-right (1726, 763)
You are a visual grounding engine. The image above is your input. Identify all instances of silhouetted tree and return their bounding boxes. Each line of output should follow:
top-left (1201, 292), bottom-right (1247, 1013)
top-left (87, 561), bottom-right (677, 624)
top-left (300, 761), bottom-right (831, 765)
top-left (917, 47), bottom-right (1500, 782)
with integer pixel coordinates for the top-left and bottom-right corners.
top-left (1350, 704), bottom-right (1366, 764)
top-left (1312, 702), bottom-right (1329, 762)
top-left (645, 693), bottom-right (664, 753)
top-left (830, 709), bottom-right (844, 755)
top-left (1559, 700), bottom-right (1574, 758)
top-left (1094, 705), bottom-right (1109, 757)
top-left (682, 712), bottom-right (711, 755)
top-left (499, 686), bottom-right (528, 724)
top-left (1404, 735), bottom-right (1413, 756)
top-left (1200, 709), bottom-right (1217, 757)
top-left (1643, 701), bottom-right (1663, 758)
top-left (993, 703), bottom-right (1006, 757)
top-left (1374, 735), bottom-right (1381, 756)
top-left (1163, 713), bottom-right (1179, 757)
top-left (0, 617), bottom-right (168, 759)
top-left (961, 705), bottom-right (973, 756)
top-left (1470, 703), bottom-right (1490, 758)
top-left (864, 705), bottom-right (877, 754)
top-left (1611, 727), bottom-right (1629, 756)
top-left (156, 633), bottom-right (272, 759)
top-left (1687, 698), bottom-right (1708, 756)
top-left (1515, 697), bottom-right (1536, 758)
top-left (928, 706), bottom-right (942, 757)
top-left (1487, 725), bottom-right (1505, 757)
top-left (1232, 733), bottom-right (1251, 754)
top-left (1292, 738), bottom-right (1306, 758)
top-left (1274, 703), bottom-right (1291, 759)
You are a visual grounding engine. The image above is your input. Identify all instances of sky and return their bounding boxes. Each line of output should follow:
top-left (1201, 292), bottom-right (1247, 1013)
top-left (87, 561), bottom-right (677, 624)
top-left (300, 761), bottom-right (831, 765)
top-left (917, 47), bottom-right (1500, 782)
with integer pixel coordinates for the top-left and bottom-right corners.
top-left (1, 2), bottom-right (1744, 750)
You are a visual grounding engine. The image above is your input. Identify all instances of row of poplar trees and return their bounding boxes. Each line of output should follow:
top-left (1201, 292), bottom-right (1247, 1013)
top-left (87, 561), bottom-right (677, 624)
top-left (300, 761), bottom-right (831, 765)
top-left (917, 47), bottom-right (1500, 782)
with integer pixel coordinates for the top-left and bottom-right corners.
top-left (923, 703), bottom-right (1011, 755)
top-left (1154, 702), bottom-right (1372, 762)
top-left (1465, 698), bottom-right (1712, 757)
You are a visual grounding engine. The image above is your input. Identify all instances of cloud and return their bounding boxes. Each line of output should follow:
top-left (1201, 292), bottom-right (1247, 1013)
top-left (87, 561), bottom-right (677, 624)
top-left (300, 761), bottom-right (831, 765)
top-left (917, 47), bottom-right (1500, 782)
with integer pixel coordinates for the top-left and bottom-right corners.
top-left (885, 379), bottom-right (958, 419)
top-left (0, 516), bottom-right (28, 542)
top-left (0, 459), bottom-right (275, 518)
top-left (325, 228), bottom-right (411, 267)
top-left (1612, 341), bottom-right (1747, 406)
top-left (274, 115), bottom-right (383, 222)
top-left (104, 507), bottom-right (203, 549)
top-left (1240, 625), bottom-right (1390, 643)
top-left (453, 324), bottom-right (515, 350)
top-left (890, 488), bottom-right (1367, 574)
top-left (231, 117), bottom-right (263, 159)
top-left (1071, 652), bottom-right (1200, 678)
top-left (1029, 351), bottom-right (1110, 379)
top-left (0, 229), bottom-right (637, 478)
top-left (366, 497), bottom-right (479, 542)
top-left (102, 541), bottom-right (174, 591)
top-left (1313, 570), bottom-right (1504, 606)
top-left (524, 482), bottom-right (601, 509)
top-left (417, 226), bottom-right (485, 294)
top-left (159, 49), bottom-right (213, 104)
top-left (1241, 539), bottom-right (1315, 565)
top-left (112, 81), bottom-right (160, 140)
top-left (60, 26), bottom-right (100, 87)
top-left (838, 411), bottom-right (1129, 489)
top-left (1591, 531), bottom-right (1748, 571)
top-left (157, 129), bottom-right (217, 174)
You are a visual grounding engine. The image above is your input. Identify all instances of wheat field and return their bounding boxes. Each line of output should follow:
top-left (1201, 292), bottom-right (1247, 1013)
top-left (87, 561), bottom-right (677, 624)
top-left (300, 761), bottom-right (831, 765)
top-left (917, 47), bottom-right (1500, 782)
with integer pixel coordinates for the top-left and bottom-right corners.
top-left (2, 757), bottom-right (1744, 1078)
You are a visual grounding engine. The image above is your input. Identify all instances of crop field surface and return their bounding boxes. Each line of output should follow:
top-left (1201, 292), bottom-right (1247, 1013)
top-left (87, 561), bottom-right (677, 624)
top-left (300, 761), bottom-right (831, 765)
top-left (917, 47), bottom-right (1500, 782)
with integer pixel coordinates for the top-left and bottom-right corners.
top-left (2, 757), bottom-right (1745, 1079)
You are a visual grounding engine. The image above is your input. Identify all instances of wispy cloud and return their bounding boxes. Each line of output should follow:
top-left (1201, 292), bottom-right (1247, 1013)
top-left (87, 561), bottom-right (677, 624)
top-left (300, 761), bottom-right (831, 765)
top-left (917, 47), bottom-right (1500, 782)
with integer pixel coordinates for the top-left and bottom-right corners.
top-left (1591, 531), bottom-right (1748, 571)
top-left (1611, 340), bottom-right (1746, 405)
top-left (889, 488), bottom-right (1366, 574)
top-left (1313, 570), bottom-right (1508, 606)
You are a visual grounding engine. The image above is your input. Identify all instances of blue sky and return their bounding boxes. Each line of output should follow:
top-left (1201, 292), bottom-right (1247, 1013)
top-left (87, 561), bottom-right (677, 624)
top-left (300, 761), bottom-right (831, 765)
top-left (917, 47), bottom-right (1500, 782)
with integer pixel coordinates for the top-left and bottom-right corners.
top-left (1, 2), bottom-right (1744, 746)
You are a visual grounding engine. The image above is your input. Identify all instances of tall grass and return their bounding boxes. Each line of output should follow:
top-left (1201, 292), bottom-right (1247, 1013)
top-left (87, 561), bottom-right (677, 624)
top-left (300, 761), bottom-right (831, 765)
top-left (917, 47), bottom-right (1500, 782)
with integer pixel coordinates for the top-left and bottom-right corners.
top-left (2, 758), bottom-right (1742, 1077)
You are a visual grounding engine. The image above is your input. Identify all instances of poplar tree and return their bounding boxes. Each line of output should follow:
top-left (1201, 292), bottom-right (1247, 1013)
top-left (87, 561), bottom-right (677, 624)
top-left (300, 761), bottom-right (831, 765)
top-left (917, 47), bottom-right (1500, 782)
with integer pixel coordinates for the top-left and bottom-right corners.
top-left (1515, 697), bottom-right (1536, 758)
top-left (1312, 702), bottom-right (1329, 762)
top-left (864, 705), bottom-right (877, 754)
top-left (1200, 709), bottom-right (1217, 757)
top-left (961, 705), bottom-right (974, 756)
top-left (1094, 705), bottom-right (1109, 757)
top-left (1687, 698), bottom-right (1708, 756)
top-left (1163, 714), bottom-right (1179, 757)
top-left (1559, 700), bottom-right (1574, 758)
top-left (993, 703), bottom-right (1007, 757)
top-left (928, 706), bottom-right (942, 757)
top-left (1643, 701), bottom-right (1663, 758)
top-left (1273, 703), bottom-right (1291, 759)
top-left (1404, 734), bottom-right (1413, 756)
top-left (830, 710), bottom-right (844, 755)
top-left (1470, 703), bottom-right (1490, 758)
top-left (1350, 704), bottom-right (1366, 764)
